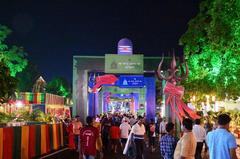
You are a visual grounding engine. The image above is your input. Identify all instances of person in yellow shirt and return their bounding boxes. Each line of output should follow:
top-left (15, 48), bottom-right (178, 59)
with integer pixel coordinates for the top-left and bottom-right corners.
top-left (93, 116), bottom-right (103, 159)
top-left (174, 118), bottom-right (196, 159)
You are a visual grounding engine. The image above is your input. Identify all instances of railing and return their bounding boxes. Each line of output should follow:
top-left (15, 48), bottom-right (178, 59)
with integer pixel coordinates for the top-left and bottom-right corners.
top-left (0, 123), bottom-right (66, 159)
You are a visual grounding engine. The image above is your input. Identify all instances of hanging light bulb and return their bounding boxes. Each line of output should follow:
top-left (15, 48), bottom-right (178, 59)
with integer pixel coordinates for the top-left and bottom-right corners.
top-left (212, 96), bottom-right (216, 102)
top-left (193, 95), bottom-right (196, 102)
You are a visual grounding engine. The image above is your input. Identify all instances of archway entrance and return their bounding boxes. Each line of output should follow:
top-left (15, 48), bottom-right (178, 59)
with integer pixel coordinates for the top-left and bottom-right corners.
top-left (87, 73), bottom-right (155, 118)
top-left (73, 38), bottom-right (163, 121)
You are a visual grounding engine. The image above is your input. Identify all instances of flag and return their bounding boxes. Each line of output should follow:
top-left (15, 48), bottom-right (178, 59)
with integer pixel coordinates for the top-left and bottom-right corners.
top-left (92, 75), bottom-right (118, 93)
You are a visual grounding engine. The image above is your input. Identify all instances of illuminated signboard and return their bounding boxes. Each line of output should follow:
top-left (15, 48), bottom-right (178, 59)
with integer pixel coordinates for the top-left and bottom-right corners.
top-left (105, 54), bottom-right (143, 74)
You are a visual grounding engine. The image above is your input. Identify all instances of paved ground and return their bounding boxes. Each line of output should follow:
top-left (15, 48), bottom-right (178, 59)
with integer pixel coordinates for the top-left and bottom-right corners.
top-left (40, 148), bottom-right (162, 159)
top-left (40, 139), bottom-right (240, 159)
top-left (40, 143), bottom-right (162, 159)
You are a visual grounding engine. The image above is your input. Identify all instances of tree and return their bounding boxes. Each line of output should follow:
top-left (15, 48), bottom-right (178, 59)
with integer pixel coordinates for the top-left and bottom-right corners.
top-left (0, 62), bottom-right (18, 104)
top-left (179, 0), bottom-right (240, 100)
top-left (0, 25), bottom-right (28, 77)
top-left (16, 62), bottom-right (41, 92)
top-left (46, 77), bottom-right (71, 98)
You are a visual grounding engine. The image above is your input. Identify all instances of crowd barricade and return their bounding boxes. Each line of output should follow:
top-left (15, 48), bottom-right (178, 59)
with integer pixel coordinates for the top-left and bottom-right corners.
top-left (0, 123), bottom-right (65, 159)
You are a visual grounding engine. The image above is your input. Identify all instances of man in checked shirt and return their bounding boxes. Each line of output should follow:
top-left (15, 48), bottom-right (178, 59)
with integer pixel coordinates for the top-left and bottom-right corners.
top-left (160, 122), bottom-right (178, 159)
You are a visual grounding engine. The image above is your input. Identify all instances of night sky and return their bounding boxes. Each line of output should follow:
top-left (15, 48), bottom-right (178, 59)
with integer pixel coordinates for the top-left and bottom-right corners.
top-left (0, 0), bottom-right (200, 83)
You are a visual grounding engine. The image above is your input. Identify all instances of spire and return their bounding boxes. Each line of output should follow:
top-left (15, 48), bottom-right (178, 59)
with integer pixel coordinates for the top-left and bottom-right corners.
top-left (32, 76), bottom-right (47, 93)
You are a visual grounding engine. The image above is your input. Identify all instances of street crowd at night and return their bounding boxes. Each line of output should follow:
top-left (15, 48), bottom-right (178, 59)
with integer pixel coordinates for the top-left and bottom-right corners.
top-left (1, 1), bottom-right (240, 159)
top-left (62, 112), bottom-right (239, 159)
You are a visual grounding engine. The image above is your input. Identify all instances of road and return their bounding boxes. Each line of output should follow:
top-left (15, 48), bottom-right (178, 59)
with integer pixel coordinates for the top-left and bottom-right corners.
top-left (39, 140), bottom-right (240, 159)
top-left (39, 145), bottom-right (162, 159)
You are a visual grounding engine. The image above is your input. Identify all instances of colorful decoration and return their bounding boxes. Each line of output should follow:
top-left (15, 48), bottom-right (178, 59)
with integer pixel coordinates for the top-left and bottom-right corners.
top-left (45, 93), bottom-right (64, 105)
top-left (19, 92), bottom-right (45, 105)
top-left (0, 123), bottom-right (65, 159)
top-left (157, 53), bottom-right (200, 121)
top-left (164, 82), bottom-right (200, 122)
top-left (92, 74), bottom-right (118, 93)
top-left (17, 92), bottom-right (65, 117)
top-left (0, 128), bottom-right (2, 159)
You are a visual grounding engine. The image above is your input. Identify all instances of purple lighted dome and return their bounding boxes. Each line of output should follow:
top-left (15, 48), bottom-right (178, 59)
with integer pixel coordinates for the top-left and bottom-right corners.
top-left (118, 38), bottom-right (133, 46)
top-left (117, 38), bottom-right (133, 55)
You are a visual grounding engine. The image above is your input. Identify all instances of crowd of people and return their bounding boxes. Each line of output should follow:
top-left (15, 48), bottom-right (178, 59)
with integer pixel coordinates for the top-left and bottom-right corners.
top-left (63, 113), bottom-right (238, 159)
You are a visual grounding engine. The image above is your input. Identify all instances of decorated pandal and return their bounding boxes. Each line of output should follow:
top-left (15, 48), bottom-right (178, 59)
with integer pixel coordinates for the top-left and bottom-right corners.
top-left (0, 93), bottom-right (70, 159)
top-left (0, 92), bottom-right (70, 118)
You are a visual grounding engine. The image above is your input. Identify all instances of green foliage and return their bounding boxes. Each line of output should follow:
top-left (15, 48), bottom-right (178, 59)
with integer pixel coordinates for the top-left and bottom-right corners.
top-left (206, 110), bottom-right (240, 128)
top-left (29, 110), bottom-right (53, 122)
top-left (16, 109), bottom-right (32, 121)
top-left (180, 0), bottom-right (240, 100)
top-left (0, 109), bottom-right (53, 123)
top-left (0, 112), bottom-right (15, 123)
top-left (0, 25), bottom-right (28, 77)
top-left (0, 62), bottom-right (18, 103)
top-left (46, 77), bottom-right (71, 98)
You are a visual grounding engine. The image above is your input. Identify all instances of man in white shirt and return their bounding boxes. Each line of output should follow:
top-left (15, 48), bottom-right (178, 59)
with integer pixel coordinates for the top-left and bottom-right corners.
top-left (159, 118), bottom-right (167, 137)
top-left (132, 116), bottom-right (146, 159)
top-left (130, 115), bottom-right (137, 126)
top-left (121, 114), bottom-right (130, 123)
top-left (120, 119), bottom-right (131, 150)
top-left (192, 119), bottom-right (206, 159)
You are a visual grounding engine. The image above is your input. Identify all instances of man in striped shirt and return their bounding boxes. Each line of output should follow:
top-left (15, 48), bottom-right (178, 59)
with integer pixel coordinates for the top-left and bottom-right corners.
top-left (160, 122), bottom-right (178, 159)
top-left (132, 116), bottom-right (146, 159)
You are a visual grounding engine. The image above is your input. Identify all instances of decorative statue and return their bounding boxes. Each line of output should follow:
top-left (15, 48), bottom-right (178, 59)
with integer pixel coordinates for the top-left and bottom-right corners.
top-left (156, 53), bottom-right (200, 135)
